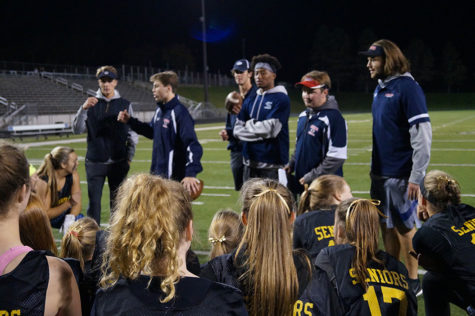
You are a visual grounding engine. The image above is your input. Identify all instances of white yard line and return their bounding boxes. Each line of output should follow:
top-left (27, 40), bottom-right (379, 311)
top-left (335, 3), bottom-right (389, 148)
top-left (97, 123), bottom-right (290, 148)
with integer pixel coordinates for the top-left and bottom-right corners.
top-left (196, 125), bottom-right (224, 131)
top-left (431, 148), bottom-right (475, 151)
top-left (201, 193), bottom-right (231, 197)
top-left (22, 138), bottom-right (86, 148)
top-left (205, 185), bottom-right (235, 190)
top-left (346, 162), bottom-right (475, 167)
top-left (432, 115), bottom-right (475, 131)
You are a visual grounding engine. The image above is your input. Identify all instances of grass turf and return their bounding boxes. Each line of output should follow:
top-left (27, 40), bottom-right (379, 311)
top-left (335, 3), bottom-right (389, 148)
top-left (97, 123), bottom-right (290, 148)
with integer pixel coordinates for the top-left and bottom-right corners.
top-left (19, 101), bottom-right (474, 316)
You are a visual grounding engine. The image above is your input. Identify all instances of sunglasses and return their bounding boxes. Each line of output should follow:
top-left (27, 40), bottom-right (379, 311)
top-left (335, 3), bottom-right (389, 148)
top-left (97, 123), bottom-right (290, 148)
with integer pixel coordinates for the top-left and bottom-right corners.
top-left (233, 70), bottom-right (244, 74)
top-left (99, 78), bottom-right (114, 83)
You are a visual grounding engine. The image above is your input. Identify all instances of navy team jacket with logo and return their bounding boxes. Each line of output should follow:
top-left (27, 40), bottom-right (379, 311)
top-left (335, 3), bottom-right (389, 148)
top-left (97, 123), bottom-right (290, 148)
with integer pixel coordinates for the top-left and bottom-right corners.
top-left (128, 96), bottom-right (203, 181)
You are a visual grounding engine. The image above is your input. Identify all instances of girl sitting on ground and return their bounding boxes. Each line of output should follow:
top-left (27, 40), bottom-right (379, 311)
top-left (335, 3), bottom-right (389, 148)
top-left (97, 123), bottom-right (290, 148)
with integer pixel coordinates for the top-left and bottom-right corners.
top-left (412, 170), bottom-right (475, 315)
top-left (293, 175), bottom-right (352, 260)
top-left (208, 209), bottom-right (244, 259)
top-left (297, 198), bottom-right (417, 315)
top-left (0, 143), bottom-right (80, 315)
top-left (201, 178), bottom-right (313, 315)
top-left (93, 174), bottom-right (247, 315)
top-left (61, 217), bottom-right (106, 315)
top-left (37, 146), bottom-right (81, 229)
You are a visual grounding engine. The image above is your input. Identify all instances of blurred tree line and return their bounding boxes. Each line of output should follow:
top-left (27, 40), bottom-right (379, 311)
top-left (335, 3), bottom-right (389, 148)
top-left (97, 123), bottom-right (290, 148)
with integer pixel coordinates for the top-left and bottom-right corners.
top-left (308, 27), bottom-right (470, 93)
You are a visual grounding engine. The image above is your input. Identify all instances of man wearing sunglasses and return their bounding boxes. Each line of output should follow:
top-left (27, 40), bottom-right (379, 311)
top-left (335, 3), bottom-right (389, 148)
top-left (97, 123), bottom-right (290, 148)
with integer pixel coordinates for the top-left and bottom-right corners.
top-left (73, 65), bottom-right (138, 225)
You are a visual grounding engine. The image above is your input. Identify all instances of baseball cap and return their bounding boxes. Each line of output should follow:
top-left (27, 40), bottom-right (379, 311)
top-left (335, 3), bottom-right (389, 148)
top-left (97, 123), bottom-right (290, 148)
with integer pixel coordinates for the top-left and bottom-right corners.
top-left (232, 59), bottom-right (250, 72)
top-left (295, 77), bottom-right (327, 89)
top-left (359, 44), bottom-right (384, 57)
top-left (97, 70), bottom-right (118, 79)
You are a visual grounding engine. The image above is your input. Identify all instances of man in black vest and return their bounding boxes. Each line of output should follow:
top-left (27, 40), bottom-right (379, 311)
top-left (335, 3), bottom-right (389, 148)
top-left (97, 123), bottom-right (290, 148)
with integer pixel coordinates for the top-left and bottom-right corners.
top-left (73, 66), bottom-right (137, 224)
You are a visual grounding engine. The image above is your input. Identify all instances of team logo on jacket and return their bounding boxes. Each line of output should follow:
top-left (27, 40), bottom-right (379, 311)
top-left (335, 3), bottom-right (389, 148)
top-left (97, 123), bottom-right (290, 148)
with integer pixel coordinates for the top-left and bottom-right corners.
top-left (385, 93), bottom-right (394, 98)
top-left (264, 101), bottom-right (273, 110)
top-left (308, 124), bottom-right (318, 136)
top-left (163, 118), bottom-right (170, 128)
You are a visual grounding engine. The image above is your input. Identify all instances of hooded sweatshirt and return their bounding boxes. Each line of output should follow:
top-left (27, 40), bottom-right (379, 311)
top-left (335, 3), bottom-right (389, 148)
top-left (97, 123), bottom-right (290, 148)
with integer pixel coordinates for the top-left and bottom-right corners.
top-left (233, 85), bottom-right (290, 168)
top-left (289, 95), bottom-right (347, 183)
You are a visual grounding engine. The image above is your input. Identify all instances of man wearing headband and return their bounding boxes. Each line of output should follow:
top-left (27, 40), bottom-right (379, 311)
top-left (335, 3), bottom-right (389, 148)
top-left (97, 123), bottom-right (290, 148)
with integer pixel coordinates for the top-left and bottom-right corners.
top-left (285, 70), bottom-right (347, 194)
top-left (73, 65), bottom-right (138, 225)
top-left (219, 59), bottom-right (257, 190)
top-left (233, 53), bottom-right (290, 181)
top-left (360, 39), bottom-right (432, 296)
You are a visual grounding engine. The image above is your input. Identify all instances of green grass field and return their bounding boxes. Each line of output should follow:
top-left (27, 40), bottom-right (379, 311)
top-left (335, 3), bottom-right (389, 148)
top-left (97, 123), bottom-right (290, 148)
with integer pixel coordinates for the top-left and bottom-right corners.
top-left (20, 105), bottom-right (474, 315)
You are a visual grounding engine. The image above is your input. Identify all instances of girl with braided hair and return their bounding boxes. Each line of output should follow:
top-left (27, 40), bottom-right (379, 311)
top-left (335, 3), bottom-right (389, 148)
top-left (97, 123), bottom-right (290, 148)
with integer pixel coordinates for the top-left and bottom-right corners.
top-left (293, 175), bottom-right (352, 261)
top-left (297, 198), bottom-right (417, 315)
top-left (201, 178), bottom-right (313, 315)
top-left (412, 170), bottom-right (475, 315)
top-left (93, 174), bottom-right (246, 315)
top-left (37, 146), bottom-right (81, 228)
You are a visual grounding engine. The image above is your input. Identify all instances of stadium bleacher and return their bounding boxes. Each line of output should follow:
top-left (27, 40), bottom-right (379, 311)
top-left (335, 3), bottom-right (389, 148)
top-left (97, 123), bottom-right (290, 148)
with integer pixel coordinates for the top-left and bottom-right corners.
top-left (0, 73), bottom-right (157, 115)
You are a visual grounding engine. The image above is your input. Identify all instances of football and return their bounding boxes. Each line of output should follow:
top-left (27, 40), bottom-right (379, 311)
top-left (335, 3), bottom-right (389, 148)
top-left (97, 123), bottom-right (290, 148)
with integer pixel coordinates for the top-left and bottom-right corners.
top-left (225, 91), bottom-right (243, 113)
top-left (190, 178), bottom-right (204, 201)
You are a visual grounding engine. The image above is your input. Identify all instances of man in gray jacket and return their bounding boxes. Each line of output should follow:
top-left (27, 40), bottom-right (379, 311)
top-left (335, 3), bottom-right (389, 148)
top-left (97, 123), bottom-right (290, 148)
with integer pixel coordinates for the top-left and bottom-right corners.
top-left (73, 65), bottom-right (138, 224)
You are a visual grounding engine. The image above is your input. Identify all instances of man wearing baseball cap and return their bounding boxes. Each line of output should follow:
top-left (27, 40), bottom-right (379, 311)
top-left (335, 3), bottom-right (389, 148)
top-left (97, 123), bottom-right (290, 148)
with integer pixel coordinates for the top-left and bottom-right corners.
top-left (219, 59), bottom-right (257, 190)
top-left (73, 65), bottom-right (138, 225)
top-left (285, 70), bottom-right (347, 194)
top-left (360, 39), bottom-right (432, 296)
top-left (233, 53), bottom-right (290, 181)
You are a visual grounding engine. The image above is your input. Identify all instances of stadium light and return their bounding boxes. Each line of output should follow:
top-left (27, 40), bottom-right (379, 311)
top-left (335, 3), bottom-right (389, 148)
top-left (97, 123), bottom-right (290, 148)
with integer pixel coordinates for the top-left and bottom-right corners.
top-left (200, 0), bottom-right (209, 104)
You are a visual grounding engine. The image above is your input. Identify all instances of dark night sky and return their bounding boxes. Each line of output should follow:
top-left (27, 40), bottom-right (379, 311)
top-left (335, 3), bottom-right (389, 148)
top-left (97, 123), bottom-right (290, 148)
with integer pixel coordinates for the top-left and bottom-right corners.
top-left (0, 0), bottom-right (473, 84)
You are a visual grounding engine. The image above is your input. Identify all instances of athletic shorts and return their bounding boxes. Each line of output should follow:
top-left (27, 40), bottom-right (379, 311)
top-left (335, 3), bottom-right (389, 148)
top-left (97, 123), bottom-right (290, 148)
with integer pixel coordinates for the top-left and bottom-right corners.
top-left (370, 174), bottom-right (421, 233)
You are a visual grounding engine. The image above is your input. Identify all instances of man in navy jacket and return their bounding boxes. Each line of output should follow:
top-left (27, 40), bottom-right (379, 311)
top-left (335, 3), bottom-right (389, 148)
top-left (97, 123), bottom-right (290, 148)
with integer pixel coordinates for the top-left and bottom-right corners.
top-left (233, 54), bottom-right (290, 181)
top-left (117, 71), bottom-right (203, 195)
top-left (360, 39), bottom-right (432, 296)
top-left (285, 70), bottom-right (347, 194)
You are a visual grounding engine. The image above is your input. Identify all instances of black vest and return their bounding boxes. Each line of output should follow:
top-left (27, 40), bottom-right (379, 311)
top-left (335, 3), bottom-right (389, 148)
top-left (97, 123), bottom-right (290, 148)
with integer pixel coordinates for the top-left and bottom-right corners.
top-left (85, 97), bottom-right (130, 162)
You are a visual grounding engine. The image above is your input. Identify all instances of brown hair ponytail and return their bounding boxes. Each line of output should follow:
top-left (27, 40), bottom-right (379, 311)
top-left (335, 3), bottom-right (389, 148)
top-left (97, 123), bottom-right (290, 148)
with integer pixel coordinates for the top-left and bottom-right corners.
top-left (37, 146), bottom-right (75, 206)
top-left (335, 198), bottom-right (383, 289)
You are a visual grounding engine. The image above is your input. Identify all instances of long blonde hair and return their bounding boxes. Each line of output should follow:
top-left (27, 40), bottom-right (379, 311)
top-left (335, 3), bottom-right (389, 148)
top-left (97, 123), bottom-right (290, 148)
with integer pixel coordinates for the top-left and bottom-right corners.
top-left (208, 209), bottom-right (244, 259)
top-left (60, 217), bottom-right (99, 271)
top-left (335, 198), bottom-right (383, 289)
top-left (236, 178), bottom-right (299, 315)
top-left (298, 175), bottom-right (348, 215)
top-left (99, 174), bottom-right (192, 303)
top-left (37, 146), bottom-right (75, 207)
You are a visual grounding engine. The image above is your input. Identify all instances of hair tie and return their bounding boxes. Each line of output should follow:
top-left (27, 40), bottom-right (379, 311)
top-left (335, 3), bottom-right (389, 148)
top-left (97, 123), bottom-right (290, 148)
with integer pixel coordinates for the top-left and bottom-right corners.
top-left (69, 230), bottom-right (78, 238)
top-left (254, 188), bottom-right (291, 214)
top-left (345, 199), bottom-right (384, 232)
top-left (209, 236), bottom-right (226, 244)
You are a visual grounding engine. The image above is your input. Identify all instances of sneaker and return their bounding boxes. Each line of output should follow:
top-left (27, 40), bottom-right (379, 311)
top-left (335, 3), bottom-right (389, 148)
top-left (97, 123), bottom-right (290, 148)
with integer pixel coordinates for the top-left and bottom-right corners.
top-left (408, 278), bottom-right (423, 297)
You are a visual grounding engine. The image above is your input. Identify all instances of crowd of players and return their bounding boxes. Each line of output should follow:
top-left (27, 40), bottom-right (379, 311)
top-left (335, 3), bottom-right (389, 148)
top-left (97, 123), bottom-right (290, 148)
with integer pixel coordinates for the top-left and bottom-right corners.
top-left (0, 38), bottom-right (474, 315)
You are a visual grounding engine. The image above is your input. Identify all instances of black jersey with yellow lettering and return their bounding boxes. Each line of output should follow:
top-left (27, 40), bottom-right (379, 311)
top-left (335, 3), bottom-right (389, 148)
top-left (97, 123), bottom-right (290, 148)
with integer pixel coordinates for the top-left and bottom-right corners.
top-left (93, 276), bottom-right (248, 315)
top-left (0, 251), bottom-right (49, 316)
top-left (293, 208), bottom-right (336, 260)
top-left (295, 244), bottom-right (417, 316)
top-left (200, 248), bottom-right (313, 300)
top-left (412, 203), bottom-right (475, 303)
